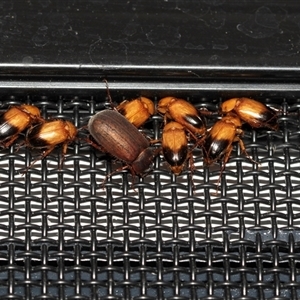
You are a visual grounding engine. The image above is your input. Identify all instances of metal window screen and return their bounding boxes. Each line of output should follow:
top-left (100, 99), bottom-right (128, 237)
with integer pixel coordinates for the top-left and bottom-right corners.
top-left (0, 85), bottom-right (299, 300)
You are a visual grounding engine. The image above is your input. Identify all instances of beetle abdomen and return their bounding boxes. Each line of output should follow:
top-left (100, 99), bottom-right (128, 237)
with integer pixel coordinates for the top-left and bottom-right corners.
top-left (205, 138), bottom-right (230, 161)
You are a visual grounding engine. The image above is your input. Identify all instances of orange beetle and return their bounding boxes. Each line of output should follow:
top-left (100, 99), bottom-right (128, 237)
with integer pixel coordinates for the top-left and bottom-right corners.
top-left (26, 119), bottom-right (77, 168)
top-left (116, 97), bottom-right (155, 128)
top-left (202, 113), bottom-right (257, 193)
top-left (0, 105), bottom-right (42, 148)
top-left (202, 113), bottom-right (248, 167)
top-left (220, 97), bottom-right (278, 130)
top-left (157, 97), bottom-right (206, 137)
top-left (162, 121), bottom-right (191, 175)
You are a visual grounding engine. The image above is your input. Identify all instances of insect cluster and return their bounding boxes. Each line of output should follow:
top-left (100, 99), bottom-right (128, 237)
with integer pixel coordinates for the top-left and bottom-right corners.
top-left (0, 104), bottom-right (77, 168)
top-left (88, 96), bottom-right (279, 181)
top-left (0, 96), bottom-right (278, 181)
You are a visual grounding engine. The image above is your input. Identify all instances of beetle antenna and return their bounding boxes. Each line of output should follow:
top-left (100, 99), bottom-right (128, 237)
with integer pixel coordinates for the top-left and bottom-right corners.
top-left (102, 79), bottom-right (116, 110)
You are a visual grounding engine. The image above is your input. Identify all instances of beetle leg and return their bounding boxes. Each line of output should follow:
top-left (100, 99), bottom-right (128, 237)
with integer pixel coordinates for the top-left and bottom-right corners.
top-left (1, 135), bottom-right (19, 148)
top-left (221, 144), bottom-right (233, 170)
top-left (235, 136), bottom-right (259, 165)
top-left (265, 114), bottom-right (279, 131)
top-left (152, 146), bottom-right (161, 158)
top-left (149, 139), bottom-right (160, 144)
top-left (102, 164), bottom-right (139, 192)
top-left (58, 143), bottom-right (69, 170)
top-left (86, 137), bottom-right (106, 152)
top-left (78, 124), bottom-right (88, 131)
top-left (186, 150), bottom-right (197, 193)
top-left (101, 164), bottom-right (124, 187)
top-left (186, 150), bottom-right (195, 173)
top-left (212, 145), bottom-right (233, 196)
top-left (32, 115), bottom-right (45, 124)
top-left (40, 147), bottom-right (56, 163)
top-left (14, 139), bottom-right (26, 153)
top-left (194, 134), bottom-right (206, 149)
top-left (163, 114), bottom-right (168, 126)
top-left (198, 107), bottom-right (217, 117)
top-left (22, 146), bottom-right (56, 173)
top-left (187, 129), bottom-right (200, 142)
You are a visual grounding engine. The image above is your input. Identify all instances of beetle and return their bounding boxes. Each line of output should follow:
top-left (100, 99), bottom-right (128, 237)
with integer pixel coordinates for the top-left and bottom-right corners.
top-left (220, 97), bottom-right (278, 130)
top-left (202, 113), bottom-right (246, 166)
top-left (116, 96), bottom-right (155, 128)
top-left (162, 121), bottom-right (191, 175)
top-left (25, 119), bottom-right (77, 168)
top-left (202, 113), bottom-right (257, 193)
top-left (202, 113), bottom-right (257, 173)
top-left (88, 110), bottom-right (154, 176)
top-left (0, 104), bottom-right (42, 148)
top-left (157, 97), bottom-right (206, 138)
top-left (102, 79), bottom-right (154, 128)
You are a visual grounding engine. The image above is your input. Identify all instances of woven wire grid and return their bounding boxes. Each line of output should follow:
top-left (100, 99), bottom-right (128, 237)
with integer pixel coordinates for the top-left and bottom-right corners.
top-left (0, 93), bottom-right (299, 299)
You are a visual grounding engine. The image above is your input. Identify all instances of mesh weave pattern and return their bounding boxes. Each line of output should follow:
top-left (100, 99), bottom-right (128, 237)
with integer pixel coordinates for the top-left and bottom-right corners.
top-left (0, 93), bottom-right (299, 299)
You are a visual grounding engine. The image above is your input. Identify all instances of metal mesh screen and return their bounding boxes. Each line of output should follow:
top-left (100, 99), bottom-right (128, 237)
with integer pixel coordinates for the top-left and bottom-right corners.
top-left (0, 91), bottom-right (299, 299)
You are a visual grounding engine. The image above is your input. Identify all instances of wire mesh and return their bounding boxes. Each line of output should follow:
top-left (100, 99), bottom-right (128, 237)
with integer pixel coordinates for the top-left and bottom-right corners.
top-left (0, 92), bottom-right (299, 300)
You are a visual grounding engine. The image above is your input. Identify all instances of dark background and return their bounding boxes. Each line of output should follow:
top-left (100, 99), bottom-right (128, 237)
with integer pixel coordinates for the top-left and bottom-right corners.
top-left (1, 0), bottom-right (300, 80)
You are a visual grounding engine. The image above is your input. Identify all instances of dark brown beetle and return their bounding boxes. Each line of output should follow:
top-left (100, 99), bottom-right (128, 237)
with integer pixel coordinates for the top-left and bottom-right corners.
top-left (88, 110), bottom-right (154, 175)
top-left (0, 104), bottom-right (42, 148)
top-left (220, 97), bottom-right (278, 130)
top-left (26, 119), bottom-right (77, 168)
